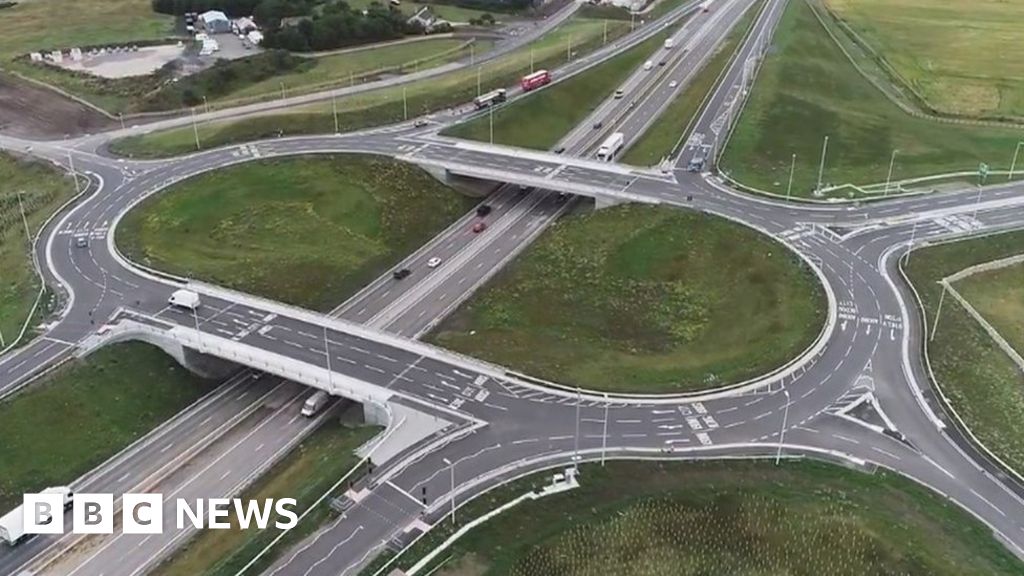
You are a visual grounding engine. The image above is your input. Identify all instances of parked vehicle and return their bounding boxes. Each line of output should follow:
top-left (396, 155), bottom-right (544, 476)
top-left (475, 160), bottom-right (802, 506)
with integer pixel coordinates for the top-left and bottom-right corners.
top-left (168, 289), bottom-right (201, 311)
top-left (301, 390), bottom-right (330, 417)
top-left (596, 132), bottom-right (625, 161)
top-left (473, 88), bottom-right (507, 109)
top-left (520, 70), bottom-right (551, 91)
top-left (0, 487), bottom-right (73, 546)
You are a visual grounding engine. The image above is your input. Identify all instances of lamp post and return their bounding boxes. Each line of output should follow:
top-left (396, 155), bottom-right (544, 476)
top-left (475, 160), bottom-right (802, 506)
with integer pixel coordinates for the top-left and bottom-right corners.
top-left (573, 386), bottom-right (581, 470)
top-left (775, 388), bottom-right (790, 465)
top-left (601, 393), bottom-right (609, 466)
top-left (442, 457), bottom-right (456, 525)
top-left (190, 107), bottom-right (201, 151)
top-left (815, 135), bottom-right (829, 193)
top-left (884, 149), bottom-right (899, 196)
top-left (786, 153), bottom-right (796, 200)
top-left (1010, 141), bottom-right (1023, 181)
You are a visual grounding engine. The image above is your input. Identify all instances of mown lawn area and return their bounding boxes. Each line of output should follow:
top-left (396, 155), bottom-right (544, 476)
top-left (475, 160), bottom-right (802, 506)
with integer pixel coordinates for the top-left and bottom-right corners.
top-left (721, 0), bottom-right (1022, 198)
top-left (116, 155), bottom-right (472, 311)
top-left (622, 0), bottom-right (758, 166)
top-left (905, 230), bottom-right (1024, 476)
top-left (826, 0), bottom-right (1024, 119)
top-left (153, 414), bottom-right (378, 576)
top-left (110, 17), bottom-right (629, 158)
top-left (0, 343), bottom-right (212, 511)
top-left (442, 28), bottom-right (668, 150)
top-left (0, 153), bottom-right (75, 350)
top-left (382, 460), bottom-right (1024, 576)
top-left (429, 205), bottom-right (824, 392)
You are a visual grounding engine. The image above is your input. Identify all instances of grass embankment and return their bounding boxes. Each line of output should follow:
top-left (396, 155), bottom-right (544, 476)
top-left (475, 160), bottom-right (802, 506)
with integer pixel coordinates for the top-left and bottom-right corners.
top-left (379, 461), bottom-right (1024, 576)
top-left (0, 154), bottom-right (75, 348)
top-left (622, 1), bottom-right (758, 166)
top-left (721, 0), bottom-right (1023, 198)
top-left (442, 27), bottom-right (668, 149)
top-left (153, 415), bottom-right (378, 576)
top-left (0, 343), bottom-right (211, 511)
top-left (117, 155), bottom-right (473, 311)
top-left (827, 0), bottom-right (1024, 119)
top-left (110, 17), bottom-right (630, 158)
top-left (429, 205), bottom-right (823, 392)
top-left (958, 264), bottom-right (1024, 357)
top-left (346, 0), bottom-right (500, 23)
top-left (906, 231), bottom-right (1024, 474)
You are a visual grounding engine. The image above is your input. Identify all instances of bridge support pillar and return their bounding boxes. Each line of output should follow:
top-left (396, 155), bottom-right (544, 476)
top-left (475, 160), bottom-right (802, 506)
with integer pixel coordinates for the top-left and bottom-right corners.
top-left (418, 166), bottom-right (499, 198)
top-left (595, 195), bottom-right (625, 210)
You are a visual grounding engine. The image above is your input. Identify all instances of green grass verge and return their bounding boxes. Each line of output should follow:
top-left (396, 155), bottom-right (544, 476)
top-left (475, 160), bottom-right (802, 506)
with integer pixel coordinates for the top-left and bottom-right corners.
top-left (721, 0), bottom-right (1023, 199)
top-left (0, 153), bottom-right (75, 349)
top-left (957, 264), bottom-right (1024, 360)
top-left (621, 1), bottom-right (758, 166)
top-left (441, 27), bottom-right (669, 150)
top-left (906, 230), bottom-right (1024, 474)
top-left (428, 205), bottom-right (824, 393)
top-left (374, 460), bottom-right (1024, 576)
top-left (826, 0), bottom-right (1024, 120)
top-left (152, 414), bottom-right (378, 576)
top-left (109, 17), bottom-right (630, 158)
top-left (0, 342), bottom-right (212, 511)
top-left (116, 155), bottom-right (473, 311)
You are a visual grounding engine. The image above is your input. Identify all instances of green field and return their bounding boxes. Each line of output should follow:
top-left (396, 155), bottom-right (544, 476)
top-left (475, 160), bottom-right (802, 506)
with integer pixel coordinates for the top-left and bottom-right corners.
top-left (958, 264), bottom-right (1024, 358)
top-left (345, 0), bottom-right (500, 23)
top-left (442, 28), bottom-right (668, 150)
top-left (110, 17), bottom-right (630, 158)
top-left (0, 154), bottom-right (75, 350)
top-left (154, 415), bottom-right (377, 576)
top-left (117, 155), bottom-right (472, 311)
top-left (827, 0), bottom-right (1024, 119)
top-left (622, 1), bottom-right (758, 166)
top-left (429, 205), bottom-right (824, 392)
top-left (906, 230), bottom-right (1024, 476)
top-left (384, 461), bottom-right (1023, 576)
top-left (721, 0), bottom-right (1022, 198)
top-left (0, 343), bottom-right (211, 511)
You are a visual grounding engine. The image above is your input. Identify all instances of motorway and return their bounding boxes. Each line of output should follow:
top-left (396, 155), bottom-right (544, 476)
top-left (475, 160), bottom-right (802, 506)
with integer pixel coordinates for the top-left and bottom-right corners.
top-left (5, 0), bottom-right (1024, 574)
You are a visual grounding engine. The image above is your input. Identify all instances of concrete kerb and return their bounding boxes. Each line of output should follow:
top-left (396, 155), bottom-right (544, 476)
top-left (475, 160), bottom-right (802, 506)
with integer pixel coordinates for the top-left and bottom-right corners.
top-left (893, 229), bottom-right (1024, 492)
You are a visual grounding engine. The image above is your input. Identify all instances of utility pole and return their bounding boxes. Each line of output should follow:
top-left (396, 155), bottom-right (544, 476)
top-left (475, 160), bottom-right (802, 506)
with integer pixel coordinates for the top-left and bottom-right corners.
top-left (973, 163), bottom-right (988, 220)
top-left (118, 112), bottom-right (126, 131)
top-left (324, 325), bottom-right (333, 393)
top-left (203, 95), bottom-right (209, 114)
top-left (190, 107), bottom-right (201, 151)
top-left (601, 393), bottom-right (609, 466)
top-left (566, 34), bottom-right (572, 62)
top-left (786, 153), bottom-right (796, 200)
top-left (16, 191), bottom-right (32, 247)
top-left (403, 86), bottom-right (408, 121)
top-left (603, 20), bottom-right (608, 45)
top-left (476, 67), bottom-right (481, 97)
top-left (443, 458), bottom-right (456, 525)
top-left (884, 149), bottom-right (899, 196)
top-left (815, 135), bottom-right (829, 193)
top-left (775, 388), bottom-right (790, 465)
top-left (489, 104), bottom-right (494, 145)
top-left (279, 81), bottom-right (286, 100)
top-left (1010, 141), bottom-right (1023, 181)
top-left (332, 93), bottom-right (339, 134)
top-left (905, 220), bottom-right (919, 265)
top-left (0, 327), bottom-right (5, 348)
top-left (931, 282), bottom-right (948, 342)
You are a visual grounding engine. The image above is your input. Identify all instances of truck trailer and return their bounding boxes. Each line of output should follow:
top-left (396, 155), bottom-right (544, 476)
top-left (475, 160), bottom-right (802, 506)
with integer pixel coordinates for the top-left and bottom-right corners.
top-left (473, 88), bottom-right (507, 109)
top-left (0, 486), bottom-right (73, 546)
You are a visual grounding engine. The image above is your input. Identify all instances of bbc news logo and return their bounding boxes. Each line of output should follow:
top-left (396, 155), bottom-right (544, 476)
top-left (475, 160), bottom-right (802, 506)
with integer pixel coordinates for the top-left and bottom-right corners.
top-left (24, 493), bottom-right (298, 535)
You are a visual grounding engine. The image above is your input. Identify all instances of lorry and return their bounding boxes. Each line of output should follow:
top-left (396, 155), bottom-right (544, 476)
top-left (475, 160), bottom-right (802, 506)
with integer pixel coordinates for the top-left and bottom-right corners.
top-left (596, 132), bottom-right (625, 161)
top-left (473, 88), bottom-right (507, 109)
top-left (520, 70), bottom-right (551, 91)
top-left (301, 390), bottom-right (331, 417)
top-left (168, 289), bottom-right (201, 311)
top-left (664, 38), bottom-right (674, 49)
top-left (0, 486), bottom-right (74, 546)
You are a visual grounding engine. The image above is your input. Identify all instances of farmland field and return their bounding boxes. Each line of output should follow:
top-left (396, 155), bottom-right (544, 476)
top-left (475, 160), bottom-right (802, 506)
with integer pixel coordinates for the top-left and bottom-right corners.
top-left (387, 461), bottom-right (1024, 576)
top-left (429, 205), bottom-right (824, 393)
top-left (721, 0), bottom-right (1022, 198)
top-left (826, 0), bottom-right (1024, 119)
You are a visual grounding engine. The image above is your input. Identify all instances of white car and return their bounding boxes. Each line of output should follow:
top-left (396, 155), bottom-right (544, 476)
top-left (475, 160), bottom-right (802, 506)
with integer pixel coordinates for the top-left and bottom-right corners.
top-left (427, 257), bottom-right (442, 268)
top-left (669, 80), bottom-right (678, 88)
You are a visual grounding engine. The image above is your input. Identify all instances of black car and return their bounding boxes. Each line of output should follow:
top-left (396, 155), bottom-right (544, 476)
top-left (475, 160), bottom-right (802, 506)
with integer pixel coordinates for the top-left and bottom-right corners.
top-left (554, 147), bottom-right (566, 154)
top-left (593, 121), bottom-right (603, 130)
top-left (556, 193), bottom-right (569, 203)
top-left (393, 268), bottom-right (411, 280)
top-left (476, 204), bottom-right (492, 217)
top-left (659, 60), bottom-right (667, 66)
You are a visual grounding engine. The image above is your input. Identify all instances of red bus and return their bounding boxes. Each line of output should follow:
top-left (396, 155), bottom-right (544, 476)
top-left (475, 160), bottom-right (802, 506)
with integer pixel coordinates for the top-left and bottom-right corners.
top-left (520, 70), bottom-right (551, 91)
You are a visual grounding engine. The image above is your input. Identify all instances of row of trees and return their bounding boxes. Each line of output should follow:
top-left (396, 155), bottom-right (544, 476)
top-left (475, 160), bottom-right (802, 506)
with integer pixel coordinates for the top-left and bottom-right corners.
top-left (261, 2), bottom-right (419, 52)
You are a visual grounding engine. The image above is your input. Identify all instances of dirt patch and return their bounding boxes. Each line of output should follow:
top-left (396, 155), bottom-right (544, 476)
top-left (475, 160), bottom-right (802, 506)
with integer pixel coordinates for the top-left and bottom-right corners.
top-left (0, 73), bottom-right (113, 139)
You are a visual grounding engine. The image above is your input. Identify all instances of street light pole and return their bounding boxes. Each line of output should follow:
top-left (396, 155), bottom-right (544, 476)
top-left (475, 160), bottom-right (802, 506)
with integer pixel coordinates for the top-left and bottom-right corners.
top-left (775, 388), bottom-right (790, 465)
top-left (1010, 141), bottom-right (1023, 181)
top-left (16, 191), bottom-right (31, 246)
top-left (324, 325), bottom-right (333, 393)
top-left (786, 153), bottom-right (796, 200)
top-left (815, 135), bottom-right (829, 193)
top-left (529, 48), bottom-right (534, 74)
top-left (972, 182), bottom-right (984, 220)
top-left (601, 393), bottom-right (609, 466)
top-left (489, 105), bottom-right (494, 145)
top-left (119, 112), bottom-right (126, 131)
top-left (443, 458), bottom-right (456, 525)
top-left (403, 86), bottom-right (408, 121)
top-left (905, 220), bottom-right (919, 265)
top-left (332, 93), bottom-right (339, 134)
top-left (190, 107), bottom-right (201, 151)
top-left (603, 20), bottom-right (608, 45)
top-left (476, 67), bottom-right (481, 97)
top-left (67, 151), bottom-right (80, 194)
top-left (931, 282), bottom-right (948, 342)
top-left (884, 149), bottom-right (899, 196)
top-left (193, 304), bottom-right (203, 353)
top-left (573, 386), bottom-right (581, 470)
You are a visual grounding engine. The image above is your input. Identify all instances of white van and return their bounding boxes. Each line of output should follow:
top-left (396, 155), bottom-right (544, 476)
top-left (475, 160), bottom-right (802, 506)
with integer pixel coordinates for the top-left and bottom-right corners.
top-left (168, 289), bottom-right (201, 311)
top-left (643, 60), bottom-right (653, 71)
top-left (301, 390), bottom-right (331, 417)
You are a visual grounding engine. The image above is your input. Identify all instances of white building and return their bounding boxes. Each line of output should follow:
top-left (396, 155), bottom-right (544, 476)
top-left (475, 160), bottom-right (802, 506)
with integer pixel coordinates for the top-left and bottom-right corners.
top-left (199, 10), bottom-right (232, 34)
